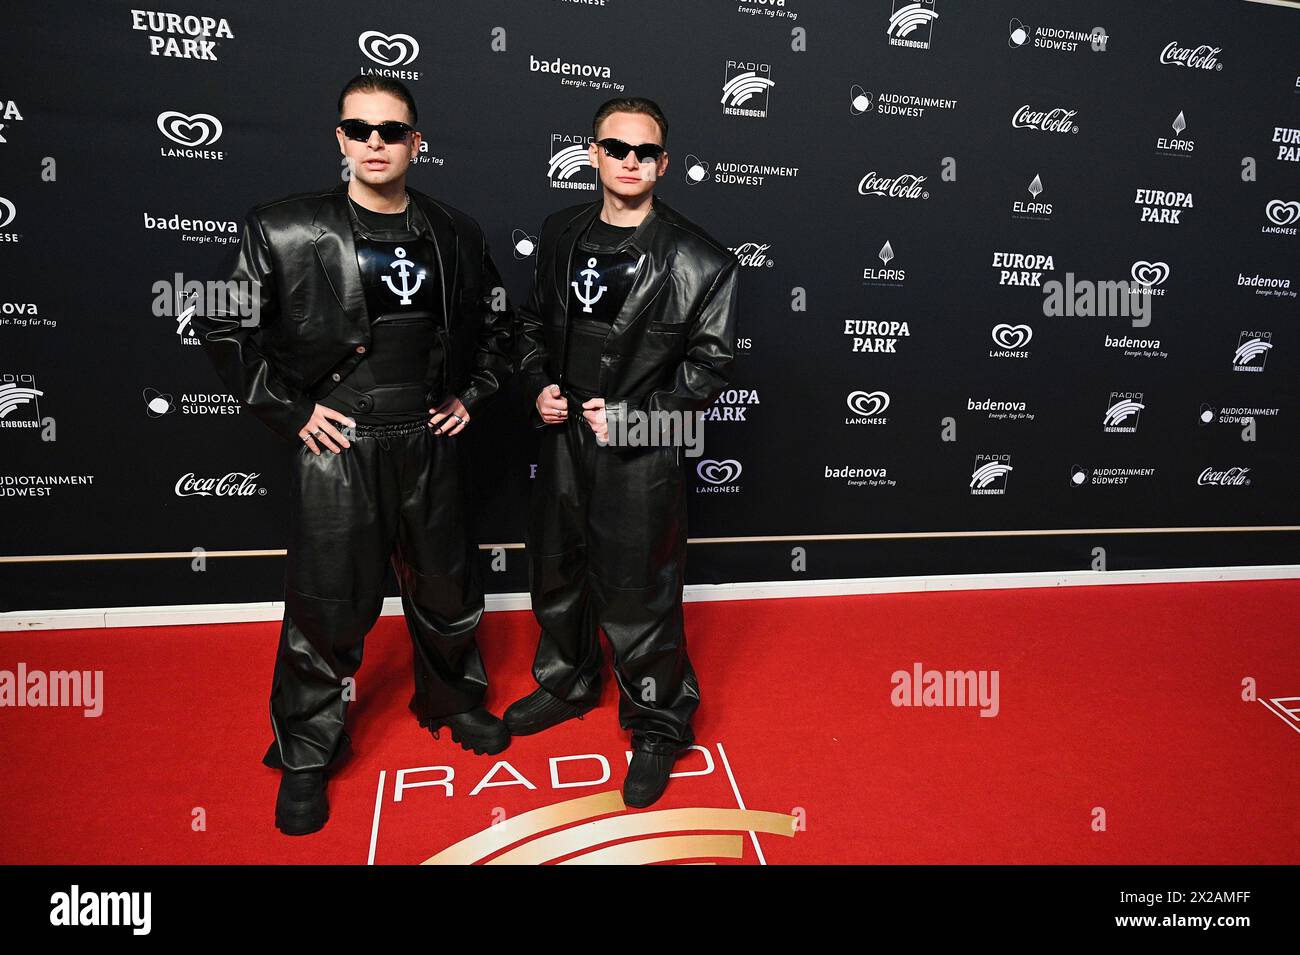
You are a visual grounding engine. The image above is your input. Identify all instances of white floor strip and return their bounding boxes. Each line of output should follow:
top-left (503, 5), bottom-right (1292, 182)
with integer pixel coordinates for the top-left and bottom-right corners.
top-left (2, 564), bottom-right (1297, 631)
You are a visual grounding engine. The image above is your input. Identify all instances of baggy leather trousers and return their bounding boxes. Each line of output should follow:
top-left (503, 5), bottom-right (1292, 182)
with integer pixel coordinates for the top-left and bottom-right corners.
top-left (525, 389), bottom-right (700, 755)
top-left (261, 419), bottom-right (487, 774)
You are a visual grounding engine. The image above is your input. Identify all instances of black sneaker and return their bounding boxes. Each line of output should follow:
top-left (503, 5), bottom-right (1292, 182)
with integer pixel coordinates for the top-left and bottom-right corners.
top-left (427, 707), bottom-right (510, 755)
top-left (275, 770), bottom-right (328, 835)
top-left (503, 685), bottom-right (594, 736)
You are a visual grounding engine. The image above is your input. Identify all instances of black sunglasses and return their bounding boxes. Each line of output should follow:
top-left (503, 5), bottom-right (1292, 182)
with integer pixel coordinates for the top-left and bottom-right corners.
top-left (596, 138), bottom-right (665, 162)
top-left (339, 119), bottom-right (414, 143)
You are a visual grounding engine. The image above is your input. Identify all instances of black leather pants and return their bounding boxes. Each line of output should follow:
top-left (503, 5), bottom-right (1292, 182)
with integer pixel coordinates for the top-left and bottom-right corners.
top-left (261, 419), bottom-right (487, 773)
top-left (525, 393), bottom-right (699, 755)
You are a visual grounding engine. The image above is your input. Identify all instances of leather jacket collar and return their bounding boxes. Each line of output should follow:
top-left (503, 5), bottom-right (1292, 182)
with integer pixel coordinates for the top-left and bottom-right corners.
top-left (308, 181), bottom-right (458, 328)
top-left (552, 194), bottom-right (676, 342)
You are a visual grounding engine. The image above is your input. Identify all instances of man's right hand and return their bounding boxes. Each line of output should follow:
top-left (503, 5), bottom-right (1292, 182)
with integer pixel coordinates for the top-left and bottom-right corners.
top-left (536, 384), bottom-right (568, 425)
top-left (299, 404), bottom-right (356, 455)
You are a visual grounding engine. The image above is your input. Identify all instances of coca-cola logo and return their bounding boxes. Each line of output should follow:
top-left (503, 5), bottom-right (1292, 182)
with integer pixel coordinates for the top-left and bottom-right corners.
top-left (857, 171), bottom-right (929, 199)
top-left (1011, 105), bottom-right (1079, 134)
top-left (728, 242), bottom-right (773, 268)
top-left (1160, 42), bottom-right (1222, 71)
top-left (1197, 466), bottom-right (1250, 486)
top-left (174, 471), bottom-right (265, 497)
top-left (696, 459), bottom-right (742, 485)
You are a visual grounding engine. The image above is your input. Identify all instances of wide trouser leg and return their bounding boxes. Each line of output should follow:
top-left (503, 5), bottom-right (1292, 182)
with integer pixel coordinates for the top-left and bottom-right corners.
top-left (526, 418), bottom-right (604, 706)
top-left (390, 427), bottom-right (489, 726)
top-left (263, 438), bottom-right (398, 773)
top-left (587, 439), bottom-right (698, 754)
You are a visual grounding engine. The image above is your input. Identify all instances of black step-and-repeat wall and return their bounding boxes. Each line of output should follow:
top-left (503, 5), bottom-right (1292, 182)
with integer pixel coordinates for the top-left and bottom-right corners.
top-left (2, 1), bottom-right (1298, 611)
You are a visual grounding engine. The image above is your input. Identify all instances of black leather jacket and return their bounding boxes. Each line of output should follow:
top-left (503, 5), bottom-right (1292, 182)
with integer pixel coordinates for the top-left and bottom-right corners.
top-left (195, 181), bottom-right (513, 443)
top-left (516, 195), bottom-right (739, 431)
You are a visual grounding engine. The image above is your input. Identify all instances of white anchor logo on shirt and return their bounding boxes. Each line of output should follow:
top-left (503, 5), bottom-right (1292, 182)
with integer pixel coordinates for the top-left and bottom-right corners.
top-left (572, 257), bottom-right (608, 313)
top-left (383, 246), bottom-right (426, 304)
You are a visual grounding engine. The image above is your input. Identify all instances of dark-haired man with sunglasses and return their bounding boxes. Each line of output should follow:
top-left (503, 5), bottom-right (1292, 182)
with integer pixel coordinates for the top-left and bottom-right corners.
top-left (193, 75), bottom-right (513, 835)
top-left (511, 97), bottom-right (739, 808)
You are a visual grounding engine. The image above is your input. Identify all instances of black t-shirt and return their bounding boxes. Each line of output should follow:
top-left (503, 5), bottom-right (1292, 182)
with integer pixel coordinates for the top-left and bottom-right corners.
top-left (562, 215), bottom-right (641, 394)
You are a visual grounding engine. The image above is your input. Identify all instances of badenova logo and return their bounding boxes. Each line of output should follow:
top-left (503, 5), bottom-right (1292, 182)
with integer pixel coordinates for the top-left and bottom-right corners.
top-left (1011, 105), bottom-right (1079, 134)
top-left (157, 110), bottom-right (224, 160)
top-left (968, 396), bottom-right (1034, 423)
top-left (1159, 41), bottom-right (1222, 71)
top-left (989, 323), bottom-right (1033, 359)
top-left (357, 30), bottom-right (420, 80)
top-left (1135, 188), bottom-right (1192, 225)
top-left (824, 463), bottom-right (894, 488)
top-left (529, 54), bottom-right (618, 91)
top-left (721, 60), bottom-right (773, 118)
top-left (857, 170), bottom-right (928, 200)
top-left (143, 211), bottom-right (239, 245)
top-left (887, 1), bottom-right (938, 50)
top-left (1197, 466), bottom-right (1250, 487)
top-left (1232, 331), bottom-right (1272, 373)
top-left (845, 390), bottom-right (890, 425)
top-left (1262, 199), bottom-right (1300, 236)
top-left (1236, 272), bottom-right (1294, 300)
top-left (695, 458), bottom-right (742, 493)
top-left (1102, 392), bottom-right (1144, 433)
top-left (547, 133), bottom-right (596, 191)
top-left (129, 9), bottom-right (233, 60)
top-left (174, 471), bottom-right (265, 497)
top-left (969, 453), bottom-right (1013, 495)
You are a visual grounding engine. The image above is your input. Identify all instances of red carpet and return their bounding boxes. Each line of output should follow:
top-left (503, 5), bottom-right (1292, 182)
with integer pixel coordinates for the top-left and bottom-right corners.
top-left (1, 580), bottom-right (1297, 864)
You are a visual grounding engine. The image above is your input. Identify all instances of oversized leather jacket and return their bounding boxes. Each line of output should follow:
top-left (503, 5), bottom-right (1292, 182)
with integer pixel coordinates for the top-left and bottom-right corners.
top-left (516, 194), bottom-right (739, 432)
top-left (195, 181), bottom-right (513, 443)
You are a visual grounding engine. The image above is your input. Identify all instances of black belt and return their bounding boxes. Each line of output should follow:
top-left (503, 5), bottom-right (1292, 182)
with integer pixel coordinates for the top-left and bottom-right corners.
top-left (350, 419), bottom-right (428, 438)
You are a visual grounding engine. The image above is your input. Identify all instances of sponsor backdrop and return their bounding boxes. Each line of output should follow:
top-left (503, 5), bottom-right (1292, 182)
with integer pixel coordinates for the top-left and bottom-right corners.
top-left (1, 1), bottom-right (1297, 611)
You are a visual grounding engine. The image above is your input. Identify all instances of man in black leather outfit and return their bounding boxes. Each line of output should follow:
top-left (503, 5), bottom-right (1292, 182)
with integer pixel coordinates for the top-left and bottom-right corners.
top-left (193, 76), bottom-right (513, 835)
top-left (510, 97), bottom-right (739, 808)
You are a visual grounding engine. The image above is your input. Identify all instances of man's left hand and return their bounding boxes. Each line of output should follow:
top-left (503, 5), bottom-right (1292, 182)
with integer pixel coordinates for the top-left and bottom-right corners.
top-left (581, 397), bottom-right (608, 444)
top-left (429, 397), bottom-right (470, 436)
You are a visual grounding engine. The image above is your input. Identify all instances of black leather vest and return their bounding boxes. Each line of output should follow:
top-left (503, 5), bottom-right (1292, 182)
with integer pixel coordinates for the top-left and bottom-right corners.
top-left (320, 202), bottom-right (446, 424)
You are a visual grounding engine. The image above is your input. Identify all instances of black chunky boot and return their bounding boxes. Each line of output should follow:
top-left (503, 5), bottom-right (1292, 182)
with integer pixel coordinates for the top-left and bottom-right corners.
top-left (503, 685), bottom-right (595, 736)
top-left (275, 770), bottom-right (329, 835)
top-left (427, 707), bottom-right (511, 755)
